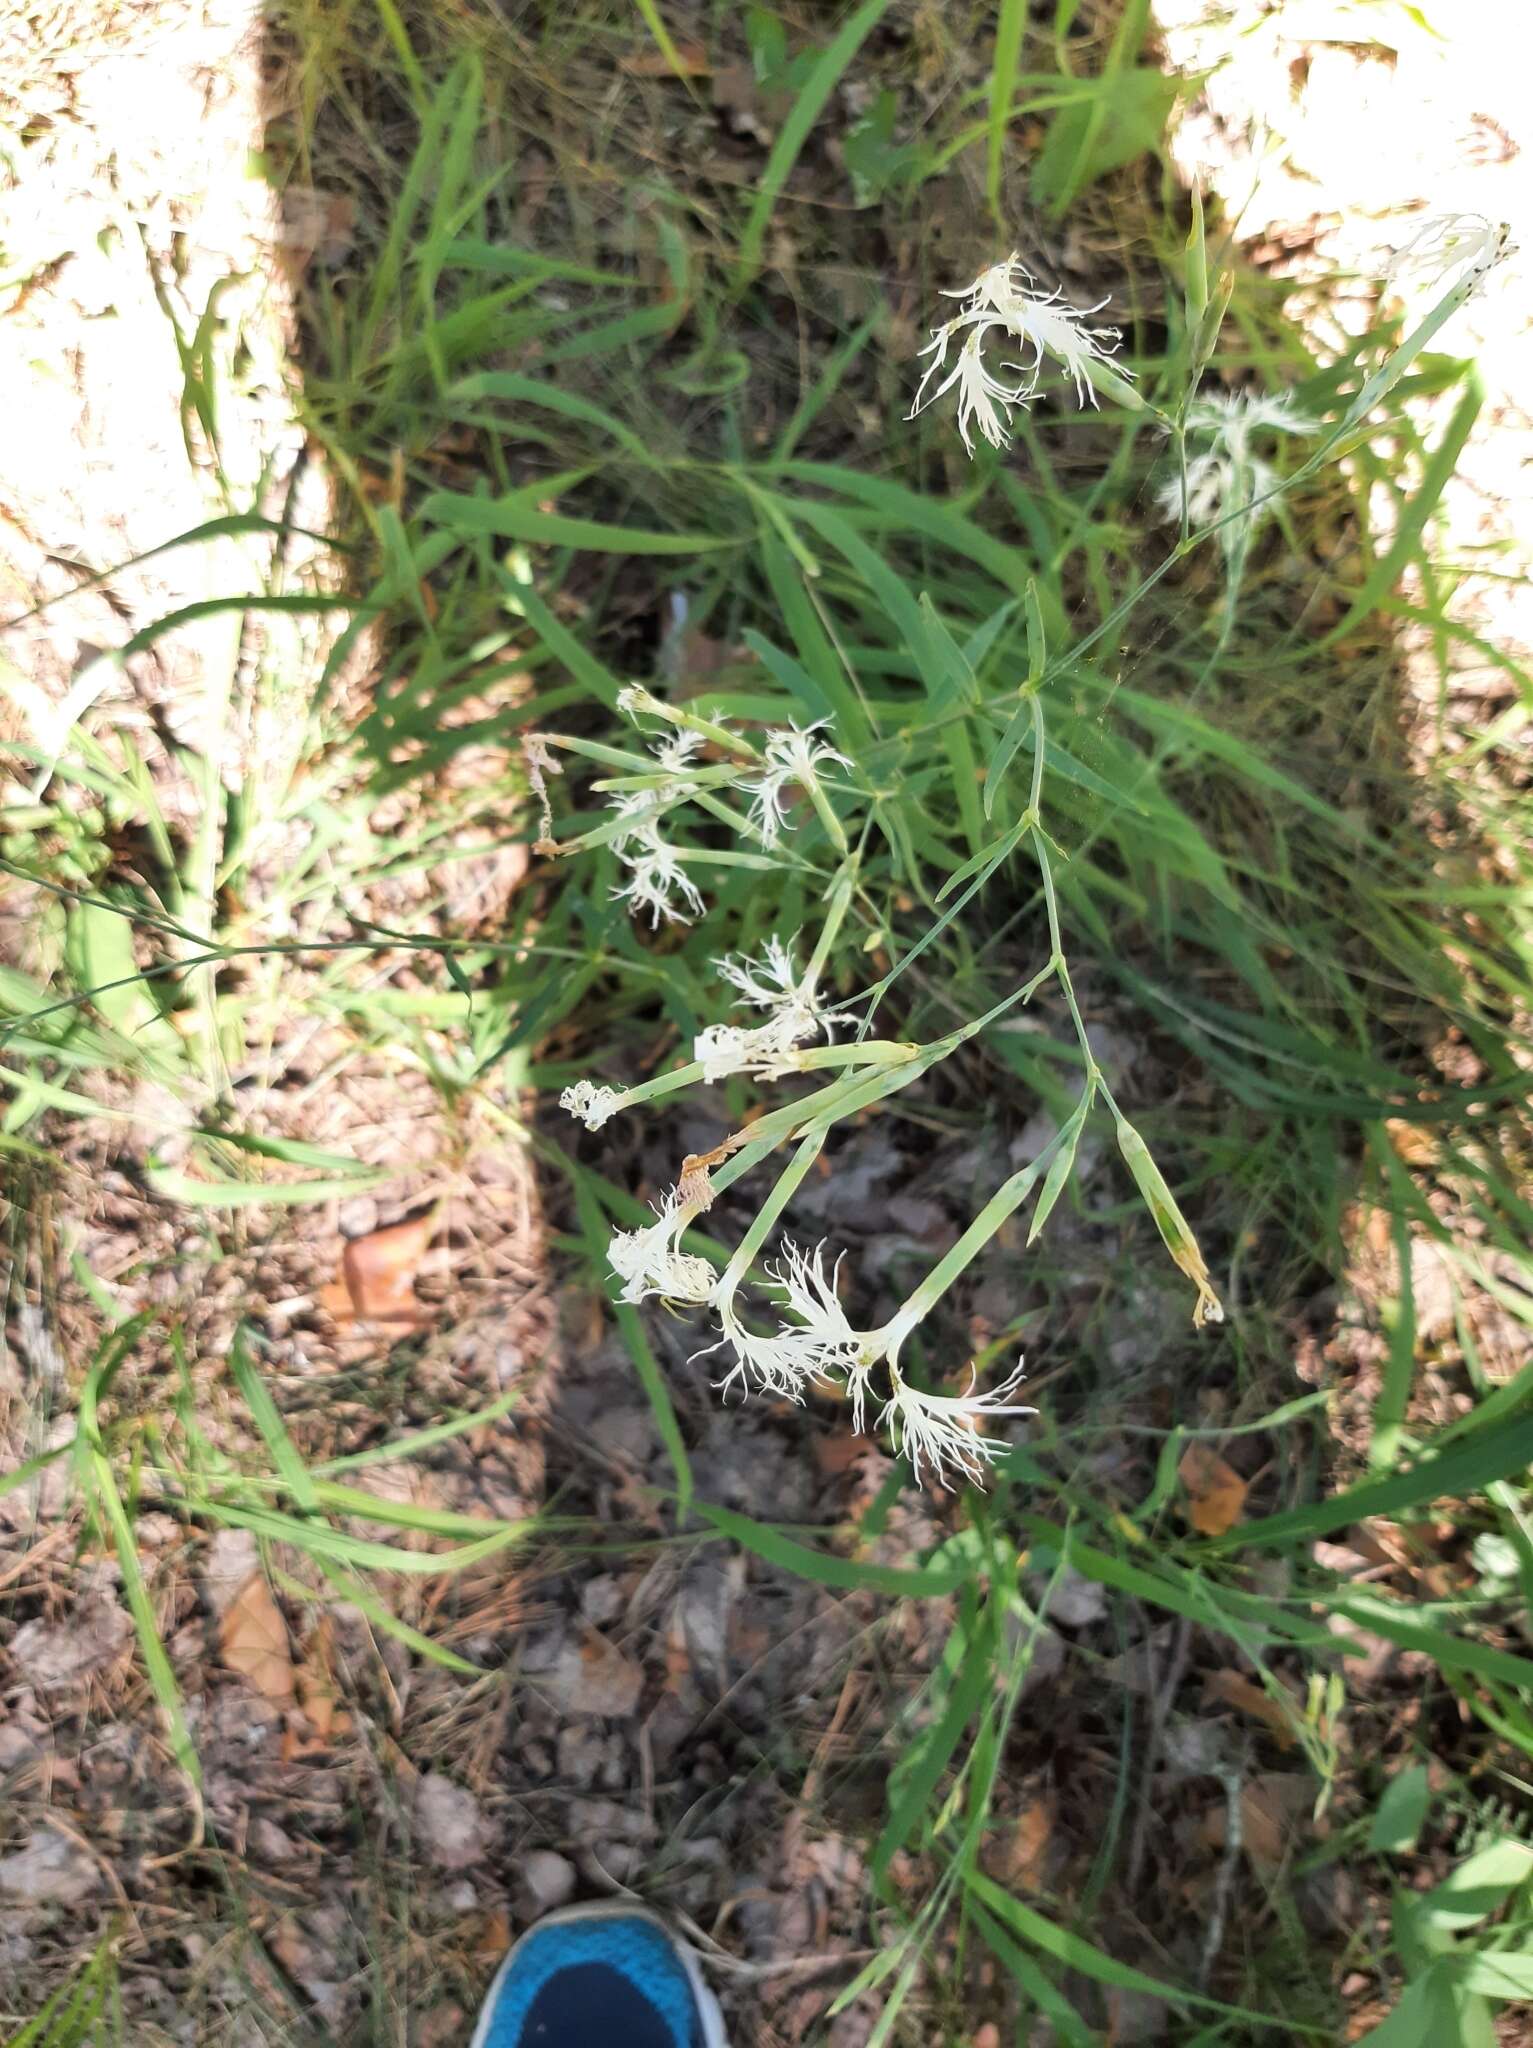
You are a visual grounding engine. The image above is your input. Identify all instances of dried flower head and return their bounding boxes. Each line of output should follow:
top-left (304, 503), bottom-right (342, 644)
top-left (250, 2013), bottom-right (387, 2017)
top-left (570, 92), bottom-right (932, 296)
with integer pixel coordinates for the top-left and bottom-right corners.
top-left (560, 1080), bottom-right (623, 1131)
top-left (522, 732), bottom-right (565, 848)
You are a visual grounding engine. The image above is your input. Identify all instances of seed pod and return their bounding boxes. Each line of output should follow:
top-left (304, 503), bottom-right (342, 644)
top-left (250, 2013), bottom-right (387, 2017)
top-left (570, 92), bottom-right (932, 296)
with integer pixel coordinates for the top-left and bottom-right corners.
top-left (1114, 1117), bottom-right (1224, 1329)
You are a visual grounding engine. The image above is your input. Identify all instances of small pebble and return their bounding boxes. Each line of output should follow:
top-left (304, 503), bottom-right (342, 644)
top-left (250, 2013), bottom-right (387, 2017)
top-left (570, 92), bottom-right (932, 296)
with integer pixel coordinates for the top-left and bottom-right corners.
top-left (520, 1849), bottom-right (576, 1912)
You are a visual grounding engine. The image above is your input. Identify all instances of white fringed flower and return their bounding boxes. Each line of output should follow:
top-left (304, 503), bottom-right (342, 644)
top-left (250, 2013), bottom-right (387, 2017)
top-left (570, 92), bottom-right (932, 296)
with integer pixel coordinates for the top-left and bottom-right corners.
top-left (604, 692), bottom-right (717, 926)
top-left (767, 1240), bottom-right (863, 1362)
top-left (653, 728), bottom-right (707, 772)
top-left (611, 825), bottom-right (706, 927)
top-left (1156, 450), bottom-right (1278, 551)
top-left (560, 1080), bottom-right (623, 1131)
top-left (704, 1301), bottom-right (823, 1402)
top-left (693, 937), bottom-right (851, 1082)
top-left (909, 323), bottom-right (1027, 454)
top-left (703, 1238), bottom-right (865, 1400)
top-left (1004, 285), bottom-right (1127, 407)
top-left (715, 935), bottom-right (809, 1011)
top-left (1159, 390), bottom-right (1313, 557)
top-left (877, 1359), bottom-right (1034, 1487)
top-left (746, 722), bottom-right (852, 847)
top-left (1184, 390), bottom-right (1313, 451)
top-left (609, 1188), bottom-right (714, 1307)
top-left (1385, 213), bottom-right (1513, 297)
top-left (911, 255), bottom-right (1133, 453)
top-left (616, 683), bottom-right (660, 721)
top-left (698, 1237), bottom-right (1032, 1489)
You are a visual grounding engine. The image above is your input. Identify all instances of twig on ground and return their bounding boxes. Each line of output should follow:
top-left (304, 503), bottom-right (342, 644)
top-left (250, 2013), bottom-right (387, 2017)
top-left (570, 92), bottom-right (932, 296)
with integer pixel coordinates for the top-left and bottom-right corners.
top-left (1125, 1614), bottom-right (1194, 1892)
top-left (1198, 1750), bottom-right (1249, 1990)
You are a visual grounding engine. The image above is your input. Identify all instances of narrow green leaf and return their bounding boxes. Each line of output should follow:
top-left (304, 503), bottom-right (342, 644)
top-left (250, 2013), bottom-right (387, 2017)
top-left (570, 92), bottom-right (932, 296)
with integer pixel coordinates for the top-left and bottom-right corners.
top-left (966, 1869), bottom-right (1322, 2031)
top-left (1372, 1199), bottom-right (1419, 1471)
top-left (1370, 1766), bottom-right (1432, 1855)
top-left (872, 1607), bottom-right (997, 1879)
top-left (631, 0), bottom-right (697, 88)
top-left (423, 487), bottom-right (729, 555)
top-left (1028, 1096), bottom-right (1088, 1245)
top-left (88, 1448), bottom-right (199, 1787)
top-left (970, 1904), bottom-right (1098, 2047)
top-left (698, 1500), bottom-right (972, 1597)
top-left (1207, 1410), bottom-right (1533, 1553)
top-left (734, 0), bottom-right (893, 286)
top-left (987, 0), bottom-right (1029, 220)
top-left (449, 370), bottom-right (652, 457)
top-left (145, 1158), bottom-right (386, 1207)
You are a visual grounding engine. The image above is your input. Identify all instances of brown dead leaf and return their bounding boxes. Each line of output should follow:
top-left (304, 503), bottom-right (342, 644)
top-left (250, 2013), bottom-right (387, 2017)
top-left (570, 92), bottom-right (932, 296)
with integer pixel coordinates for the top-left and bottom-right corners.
top-left (1240, 1773), bottom-right (1311, 1873)
top-left (320, 1211), bottom-right (437, 1326)
top-left (476, 1909), bottom-right (512, 1967)
top-left (295, 1618), bottom-right (350, 1740)
top-left (620, 40), bottom-right (709, 75)
top-left (1202, 1669), bottom-right (1296, 1747)
top-left (814, 1429), bottom-right (877, 1476)
top-left (1178, 1444), bottom-right (1248, 1535)
top-left (999, 1798), bottom-right (1053, 1889)
top-left (219, 1571), bottom-right (295, 1705)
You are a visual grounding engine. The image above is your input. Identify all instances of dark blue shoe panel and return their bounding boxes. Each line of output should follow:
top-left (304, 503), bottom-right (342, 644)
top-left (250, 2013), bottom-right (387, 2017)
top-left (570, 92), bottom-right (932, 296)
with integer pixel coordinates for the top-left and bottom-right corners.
top-left (522, 1961), bottom-right (675, 2045)
top-left (479, 1915), bottom-right (708, 2048)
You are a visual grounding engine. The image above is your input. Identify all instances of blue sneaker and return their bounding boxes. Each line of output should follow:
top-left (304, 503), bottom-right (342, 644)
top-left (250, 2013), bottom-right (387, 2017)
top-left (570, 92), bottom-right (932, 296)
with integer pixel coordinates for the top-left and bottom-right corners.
top-left (470, 1902), bottom-right (727, 2048)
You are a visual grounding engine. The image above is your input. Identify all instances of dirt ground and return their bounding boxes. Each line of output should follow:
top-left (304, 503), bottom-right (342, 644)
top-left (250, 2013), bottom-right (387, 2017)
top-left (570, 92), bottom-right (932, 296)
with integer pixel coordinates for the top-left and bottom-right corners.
top-left (2, 0), bottom-right (1531, 2042)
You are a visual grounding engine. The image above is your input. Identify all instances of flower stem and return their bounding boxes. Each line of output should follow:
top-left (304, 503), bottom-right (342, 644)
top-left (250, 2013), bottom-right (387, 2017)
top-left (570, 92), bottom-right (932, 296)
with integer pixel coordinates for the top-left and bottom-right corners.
top-left (807, 858), bottom-right (858, 982)
top-left (714, 1129), bottom-right (828, 1306)
top-left (876, 1125), bottom-right (1070, 1360)
top-left (805, 770), bottom-right (849, 855)
top-left (608, 1061), bottom-right (709, 1112)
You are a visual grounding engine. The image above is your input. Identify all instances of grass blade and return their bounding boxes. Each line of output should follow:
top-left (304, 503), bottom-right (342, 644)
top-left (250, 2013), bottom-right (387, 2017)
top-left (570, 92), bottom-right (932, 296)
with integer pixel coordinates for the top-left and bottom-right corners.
top-left (733, 0), bottom-right (892, 288)
top-left (698, 1500), bottom-right (973, 1597)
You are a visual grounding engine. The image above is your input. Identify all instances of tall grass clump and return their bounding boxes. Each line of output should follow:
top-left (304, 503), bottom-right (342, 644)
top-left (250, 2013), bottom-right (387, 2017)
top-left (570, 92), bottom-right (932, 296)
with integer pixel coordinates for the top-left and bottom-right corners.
top-left (7, 4), bottom-right (1533, 2039)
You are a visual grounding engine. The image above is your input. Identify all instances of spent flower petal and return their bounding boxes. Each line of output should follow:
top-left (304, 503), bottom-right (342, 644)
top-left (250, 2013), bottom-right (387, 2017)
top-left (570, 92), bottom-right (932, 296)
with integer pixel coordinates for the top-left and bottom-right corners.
top-left (608, 1188), bottom-right (714, 1307)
